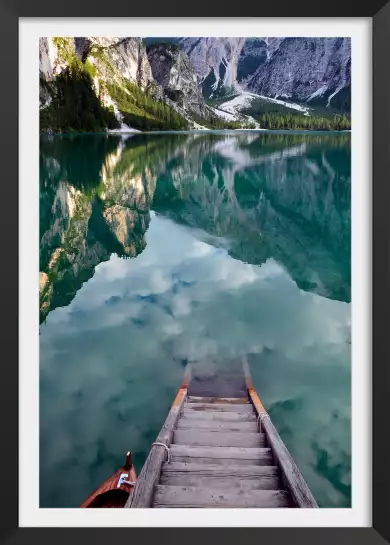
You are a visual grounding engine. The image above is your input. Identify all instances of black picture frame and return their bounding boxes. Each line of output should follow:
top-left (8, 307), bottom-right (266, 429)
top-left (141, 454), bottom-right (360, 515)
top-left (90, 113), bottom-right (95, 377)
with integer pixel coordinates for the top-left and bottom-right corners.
top-left (1, 2), bottom-right (388, 544)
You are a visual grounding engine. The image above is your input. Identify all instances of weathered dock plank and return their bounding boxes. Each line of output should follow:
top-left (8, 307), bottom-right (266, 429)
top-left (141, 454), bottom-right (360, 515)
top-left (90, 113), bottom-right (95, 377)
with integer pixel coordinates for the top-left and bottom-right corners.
top-left (161, 462), bottom-right (279, 476)
top-left (170, 444), bottom-right (271, 461)
top-left (173, 430), bottom-right (265, 448)
top-left (187, 396), bottom-right (250, 404)
top-left (184, 403), bottom-right (254, 412)
top-left (176, 418), bottom-right (258, 432)
top-left (160, 473), bottom-right (280, 490)
top-left (153, 485), bottom-right (291, 508)
top-left (181, 410), bottom-right (257, 422)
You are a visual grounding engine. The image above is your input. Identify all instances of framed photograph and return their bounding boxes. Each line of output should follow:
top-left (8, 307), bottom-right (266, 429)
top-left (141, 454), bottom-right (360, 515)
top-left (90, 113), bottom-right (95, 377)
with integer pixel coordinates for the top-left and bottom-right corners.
top-left (1, 1), bottom-right (388, 543)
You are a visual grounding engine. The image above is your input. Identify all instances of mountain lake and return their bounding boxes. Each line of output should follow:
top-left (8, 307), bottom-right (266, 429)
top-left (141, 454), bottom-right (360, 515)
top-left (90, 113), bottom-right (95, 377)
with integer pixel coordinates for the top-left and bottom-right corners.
top-left (40, 131), bottom-right (351, 507)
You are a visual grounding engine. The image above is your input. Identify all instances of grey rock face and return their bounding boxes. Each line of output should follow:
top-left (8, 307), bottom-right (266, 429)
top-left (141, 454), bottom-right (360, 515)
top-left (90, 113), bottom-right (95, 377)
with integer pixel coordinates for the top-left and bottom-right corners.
top-left (236, 38), bottom-right (268, 83)
top-left (105, 38), bottom-right (154, 88)
top-left (39, 37), bottom-right (73, 108)
top-left (39, 36), bottom-right (154, 89)
top-left (177, 37), bottom-right (246, 97)
top-left (247, 38), bottom-right (351, 107)
top-left (74, 37), bottom-right (92, 62)
top-left (39, 37), bottom-right (53, 79)
top-left (39, 37), bottom-right (75, 80)
top-left (175, 37), bottom-right (351, 109)
top-left (176, 37), bottom-right (284, 97)
top-left (88, 37), bottom-right (154, 89)
top-left (86, 37), bottom-right (123, 47)
top-left (147, 44), bottom-right (206, 117)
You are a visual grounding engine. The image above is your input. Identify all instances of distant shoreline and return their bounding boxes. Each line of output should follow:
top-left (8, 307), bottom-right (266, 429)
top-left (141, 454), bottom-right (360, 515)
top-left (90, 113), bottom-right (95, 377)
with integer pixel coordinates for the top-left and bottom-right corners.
top-left (40, 129), bottom-right (352, 137)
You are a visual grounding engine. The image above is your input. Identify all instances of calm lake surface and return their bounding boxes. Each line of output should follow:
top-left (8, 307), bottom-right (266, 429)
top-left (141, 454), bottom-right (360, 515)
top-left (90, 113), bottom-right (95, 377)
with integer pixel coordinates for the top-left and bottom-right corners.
top-left (40, 131), bottom-right (351, 508)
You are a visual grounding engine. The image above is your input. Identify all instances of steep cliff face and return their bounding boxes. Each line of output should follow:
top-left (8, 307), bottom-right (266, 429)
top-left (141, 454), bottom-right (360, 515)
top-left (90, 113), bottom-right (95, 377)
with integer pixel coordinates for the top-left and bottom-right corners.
top-left (39, 36), bottom-right (195, 132)
top-left (147, 43), bottom-right (206, 117)
top-left (176, 37), bottom-right (351, 110)
top-left (41, 38), bottom-right (181, 132)
top-left (247, 38), bottom-right (351, 108)
top-left (39, 37), bottom-right (55, 80)
top-left (87, 37), bottom-right (154, 90)
top-left (236, 38), bottom-right (268, 83)
top-left (39, 37), bottom-right (75, 109)
top-left (40, 37), bottom-right (154, 89)
top-left (39, 37), bottom-right (72, 80)
top-left (177, 37), bottom-right (246, 98)
top-left (39, 37), bottom-right (155, 108)
top-left (39, 36), bottom-right (118, 131)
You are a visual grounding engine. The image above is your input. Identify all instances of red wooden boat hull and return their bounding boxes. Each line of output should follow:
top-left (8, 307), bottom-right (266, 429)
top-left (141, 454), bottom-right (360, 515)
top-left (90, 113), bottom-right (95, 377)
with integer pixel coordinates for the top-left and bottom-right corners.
top-left (81, 452), bottom-right (136, 508)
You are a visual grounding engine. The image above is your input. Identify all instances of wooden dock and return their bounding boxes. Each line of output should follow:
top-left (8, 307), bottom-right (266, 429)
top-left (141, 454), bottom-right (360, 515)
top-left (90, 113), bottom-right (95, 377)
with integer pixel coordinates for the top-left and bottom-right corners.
top-left (126, 361), bottom-right (318, 508)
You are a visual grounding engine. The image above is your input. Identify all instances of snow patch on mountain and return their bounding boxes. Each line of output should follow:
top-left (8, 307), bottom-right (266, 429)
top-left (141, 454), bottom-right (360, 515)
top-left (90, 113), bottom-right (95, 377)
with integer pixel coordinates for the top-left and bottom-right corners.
top-left (327, 86), bottom-right (344, 107)
top-left (209, 105), bottom-right (260, 128)
top-left (218, 92), bottom-right (258, 114)
top-left (263, 95), bottom-right (311, 115)
top-left (218, 91), bottom-right (311, 117)
top-left (210, 107), bottom-right (239, 122)
top-left (308, 85), bottom-right (328, 102)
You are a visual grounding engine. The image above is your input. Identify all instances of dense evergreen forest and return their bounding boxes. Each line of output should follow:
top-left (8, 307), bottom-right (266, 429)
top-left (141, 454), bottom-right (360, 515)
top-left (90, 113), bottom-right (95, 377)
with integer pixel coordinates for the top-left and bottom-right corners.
top-left (40, 48), bottom-right (189, 133)
top-left (40, 59), bottom-right (120, 133)
top-left (257, 112), bottom-right (351, 131)
top-left (106, 82), bottom-right (189, 131)
top-left (241, 97), bottom-right (351, 131)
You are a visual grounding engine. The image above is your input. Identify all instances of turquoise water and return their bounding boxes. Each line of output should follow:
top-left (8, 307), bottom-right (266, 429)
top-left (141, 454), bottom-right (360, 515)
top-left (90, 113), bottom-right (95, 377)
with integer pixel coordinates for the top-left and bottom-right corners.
top-left (40, 132), bottom-right (351, 507)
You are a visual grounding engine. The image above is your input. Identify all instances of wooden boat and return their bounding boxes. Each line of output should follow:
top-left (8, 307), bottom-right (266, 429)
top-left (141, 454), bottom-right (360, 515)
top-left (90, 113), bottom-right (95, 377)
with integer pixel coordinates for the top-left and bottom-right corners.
top-left (80, 451), bottom-right (136, 508)
top-left (126, 361), bottom-right (318, 508)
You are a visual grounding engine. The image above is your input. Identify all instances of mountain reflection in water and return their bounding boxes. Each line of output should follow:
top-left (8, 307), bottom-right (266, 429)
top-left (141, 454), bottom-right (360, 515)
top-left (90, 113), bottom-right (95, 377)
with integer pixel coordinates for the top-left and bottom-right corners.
top-left (40, 132), bottom-right (351, 508)
top-left (40, 132), bottom-right (350, 323)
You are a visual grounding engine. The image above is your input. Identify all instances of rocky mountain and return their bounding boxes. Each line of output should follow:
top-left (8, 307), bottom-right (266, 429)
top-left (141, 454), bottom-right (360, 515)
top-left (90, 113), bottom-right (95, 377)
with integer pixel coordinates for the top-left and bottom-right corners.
top-left (39, 37), bottom-right (197, 132)
top-left (176, 37), bottom-right (246, 98)
top-left (146, 43), bottom-right (207, 118)
top-left (176, 37), bottom-right (351, 110)
top-left (236, 38), bottom-right (270, 83)
top-left (247, 38), bottom-right (351, 110)
top-left (40, 37), bottom-right (154, 88)
top-left (78, 37), bottom-right (155, 89)
top-left (39, 36), bottom-right (351, 134)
